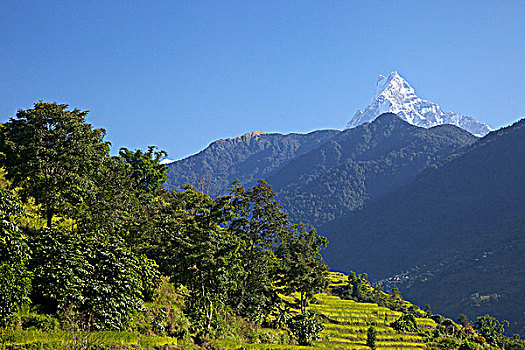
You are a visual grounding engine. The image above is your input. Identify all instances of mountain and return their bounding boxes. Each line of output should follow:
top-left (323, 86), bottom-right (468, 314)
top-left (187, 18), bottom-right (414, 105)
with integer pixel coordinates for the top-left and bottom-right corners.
top-left (346, 72), bottom-right (492, 137)
top-left (165, 114), bottom-right (477, 228)
top-left (322, 118), bottom-right (525, 334)
top-left (268, 113), bottom-right (477, 226)
top-left (164, 130), bottom-right (339, 195)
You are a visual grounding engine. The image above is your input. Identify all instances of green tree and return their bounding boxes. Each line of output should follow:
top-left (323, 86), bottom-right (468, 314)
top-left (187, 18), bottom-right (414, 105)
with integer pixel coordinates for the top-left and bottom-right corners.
top-left (0, 102), bottom-right (109, 227)
top-left (227, 180), bottom-right (288, 319)
top-left (474, 314), bottom-right (509, 346)
top-left (277, 223), bottom-right (329, 313)
top-left (367, 326), bottom-right (377, 349)
top-left (0, 187), bottom-right (31, 325)
top-left (79, 155), bottom-right (146, 238)
top-left (391, 314), bottom-right (420, 333)
top-left (348, 272), bottom-right (373, 301)
top-left (148, 186), bottom-right (242, 333)
top-left (119, 146), bottom-right (168, 196)
top-left (458, 314), bottom-right (470, 327)
top-left (29, 227), bottom-right (157, 330)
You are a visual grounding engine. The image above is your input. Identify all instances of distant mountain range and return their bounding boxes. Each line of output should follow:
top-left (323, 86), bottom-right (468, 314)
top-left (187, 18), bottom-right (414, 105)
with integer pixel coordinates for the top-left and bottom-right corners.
top-left (347, 72), bottom-right (492, 137)
top-left (322, 118), bottom-right (525, 335)
top-left (166, 114), bottom-right (477, 227)
top-left (267, 114), bottom-right (476, 226)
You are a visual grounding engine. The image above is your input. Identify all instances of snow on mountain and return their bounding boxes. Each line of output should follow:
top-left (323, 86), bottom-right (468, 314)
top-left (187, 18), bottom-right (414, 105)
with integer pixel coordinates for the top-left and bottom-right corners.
top-left (160, 158), bottom-right (175, 165)
top-left (346, 72), bottom-right (492, 136)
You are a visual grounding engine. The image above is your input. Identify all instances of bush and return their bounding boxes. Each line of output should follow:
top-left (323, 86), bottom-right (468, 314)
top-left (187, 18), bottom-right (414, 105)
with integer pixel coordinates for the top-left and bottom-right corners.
top-left (474, 314), bottom-right (508, 346)
top-left (29, 228), bottom-right (159, 330)
top-left (458, 340), bottom-right (479, 350)
top-left (0, 188), bottom-right (31, 326)
top-left (366, 326), bottom-right (377, 349)
top-left (7, 306), bottom-right (59, 331)
top-left (286, 311), bottom-right (324, 346)
top-left (391, 314), bottom-right (420, 333)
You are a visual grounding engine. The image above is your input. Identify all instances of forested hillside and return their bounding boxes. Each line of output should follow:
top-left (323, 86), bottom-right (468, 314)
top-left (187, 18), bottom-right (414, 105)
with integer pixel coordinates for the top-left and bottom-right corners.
top-left (164, 129), bottom-right (339, 195)
top-left (165, 113), bottom-right (477, 227)
top-left (322, 118), bottom-right (525, 335)
top-left (269, 113), bottom-right (477, 226)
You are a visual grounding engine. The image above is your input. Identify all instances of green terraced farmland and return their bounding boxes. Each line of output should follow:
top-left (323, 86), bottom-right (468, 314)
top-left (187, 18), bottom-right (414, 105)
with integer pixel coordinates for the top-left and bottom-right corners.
top-left (312, 293), bottom-right (432, 349)
top-left (219, 272), bottom-right (436, 349)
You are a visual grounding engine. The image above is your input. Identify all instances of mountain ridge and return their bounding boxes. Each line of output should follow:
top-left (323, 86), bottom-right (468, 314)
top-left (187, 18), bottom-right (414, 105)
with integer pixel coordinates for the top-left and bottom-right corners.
top-left (165, 113), bottom-right (478, 228)
top-left (164, 128), bottom-right (340, 195)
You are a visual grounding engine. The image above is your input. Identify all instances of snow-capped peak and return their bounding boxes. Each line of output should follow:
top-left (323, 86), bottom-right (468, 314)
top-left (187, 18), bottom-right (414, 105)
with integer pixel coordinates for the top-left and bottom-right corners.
top-left (347, 72), bottom-right (492, 136)
top-left (374, 71), bottom-right (414, 100)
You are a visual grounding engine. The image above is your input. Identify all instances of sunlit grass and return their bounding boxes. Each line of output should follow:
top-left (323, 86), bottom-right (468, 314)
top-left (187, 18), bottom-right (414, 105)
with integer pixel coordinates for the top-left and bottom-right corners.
top-left (0, 329), bottom-right (178, 349)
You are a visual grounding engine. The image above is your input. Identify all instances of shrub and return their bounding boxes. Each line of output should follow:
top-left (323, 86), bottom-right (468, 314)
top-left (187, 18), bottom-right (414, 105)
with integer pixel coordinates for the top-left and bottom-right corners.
top-left (29, 228), bottom-right (159, 330)
top-left (391, 314), bottom-right (420, 333)
top-left (0, 188), bottom-right (31, 326)
top-left (286, 311), bottom-right (324, 346)
top-left (458, 340), bottom-right (479, 350)
top-left (8, 306), bottom-right (59, 331)
top-left (474, 314), bottom-right (508, 346)
top-left (366, 326), bottom-right (377, 349)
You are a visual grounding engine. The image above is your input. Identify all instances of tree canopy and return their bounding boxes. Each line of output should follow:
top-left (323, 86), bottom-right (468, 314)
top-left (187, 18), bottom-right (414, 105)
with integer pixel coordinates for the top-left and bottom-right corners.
top-left (0, 102), bottom-right (110, 227)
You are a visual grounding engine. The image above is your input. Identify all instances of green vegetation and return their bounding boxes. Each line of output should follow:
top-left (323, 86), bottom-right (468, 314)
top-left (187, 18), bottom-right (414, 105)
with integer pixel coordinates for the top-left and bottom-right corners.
top-left (0, 102), bottom-right (523, 349)
top-left (0, 102), bottom-right (329, 348)
top-left (0, 187), bottom-right (31, 326)
top-left (366, 326), bottom-right (377, 349)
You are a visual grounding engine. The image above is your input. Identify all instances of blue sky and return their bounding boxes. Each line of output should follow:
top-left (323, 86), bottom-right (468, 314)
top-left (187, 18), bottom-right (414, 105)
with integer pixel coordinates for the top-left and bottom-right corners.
top-left (1, 1), bottom-right (524, 160)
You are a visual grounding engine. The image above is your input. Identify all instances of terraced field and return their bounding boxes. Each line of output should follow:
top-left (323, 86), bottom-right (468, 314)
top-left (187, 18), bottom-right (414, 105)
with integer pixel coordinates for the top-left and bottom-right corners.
top-left (217, 272), bottom-right (437, 349)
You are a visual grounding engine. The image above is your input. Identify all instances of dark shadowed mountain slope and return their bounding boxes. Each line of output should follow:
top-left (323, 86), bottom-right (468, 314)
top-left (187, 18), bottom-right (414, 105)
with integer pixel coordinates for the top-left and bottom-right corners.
top-left (321, 118), bottom-right (525, 334)
top-left (165, 114), bottom-right (477, 227)
top-left (164, 130), bottom-right (339, 195)
top-left (269, 113), bottom-right (478, 226)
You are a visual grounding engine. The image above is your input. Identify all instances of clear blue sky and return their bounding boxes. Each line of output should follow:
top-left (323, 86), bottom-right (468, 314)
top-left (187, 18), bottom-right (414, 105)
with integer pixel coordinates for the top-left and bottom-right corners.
top-left (1, 1), bottom-right (524, 160)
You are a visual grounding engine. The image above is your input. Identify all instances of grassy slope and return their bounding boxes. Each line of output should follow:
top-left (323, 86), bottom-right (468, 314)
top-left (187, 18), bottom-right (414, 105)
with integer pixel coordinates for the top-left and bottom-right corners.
top-left (215, 272), bottom-right (436, 350)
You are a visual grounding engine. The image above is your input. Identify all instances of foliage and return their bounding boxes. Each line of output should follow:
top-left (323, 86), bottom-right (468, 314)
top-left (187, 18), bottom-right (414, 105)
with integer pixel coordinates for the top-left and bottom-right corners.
top-left (119, 146), bottom-right (168, 196)
top-left (148, 185), bottom-right (242, 333)
top-left (458, 340), bottom-right (479, 350)
top-left (0, 102), bottom-right (110, 228)
top-left (131, 278), bottom-right (190, 339)
top-left (286, 311), bottom-right (324, 346)
top-left (227, 179), bottom-right (289, 320)
top-left (77, 155), bottom-right (144, 234)
top-left (391, 314), bottom-right (420, 333)
top-left (28, 228), bottom-right (157, 330)
top-left (474, 314), bottom-right (508, 346)
top-left (458, 314), bottom-right (470, 327)
top-left (0, 187), bottom-right (31, 326)
top-left (366, 326), bottom-right (377, 349)
top-left (6, 305), bottom-right (59, 331)
top-left (503, 336), bottom-right (525, 350)
top-left (276, 223), bottom-right (329, 313)
top-left (147, 180), bottom-right (330, 332)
